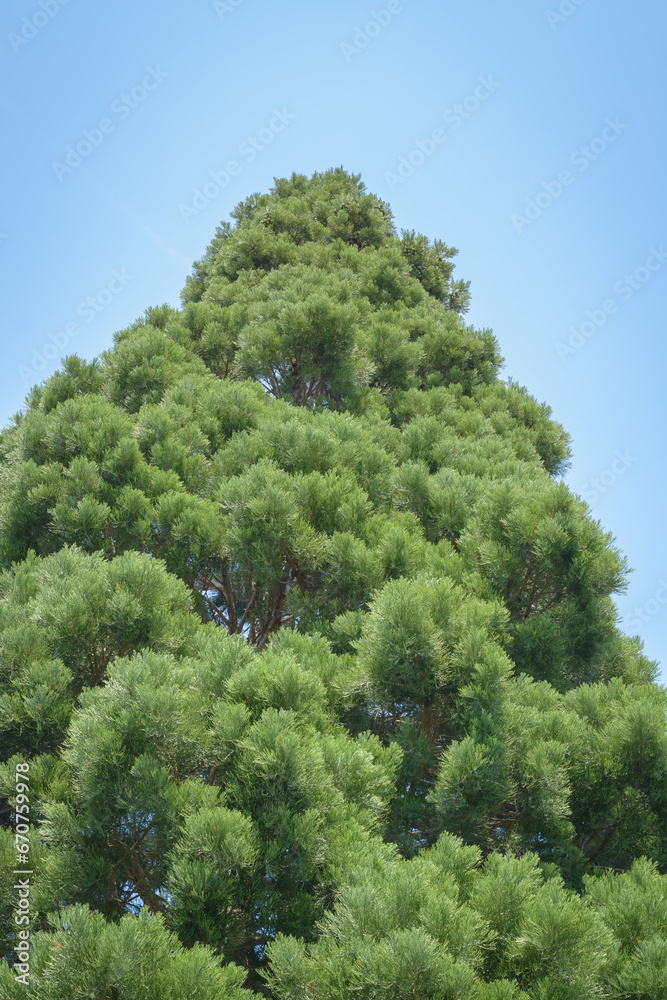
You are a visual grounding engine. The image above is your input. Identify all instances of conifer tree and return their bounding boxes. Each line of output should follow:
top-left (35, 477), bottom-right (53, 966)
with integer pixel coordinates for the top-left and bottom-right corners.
top-left (0, 169), bottom-right (664, 996)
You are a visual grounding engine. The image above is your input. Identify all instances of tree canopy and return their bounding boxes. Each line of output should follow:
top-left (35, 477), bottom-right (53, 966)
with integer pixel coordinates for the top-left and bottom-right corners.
top-left (0, 169), bottom-right (664, 998)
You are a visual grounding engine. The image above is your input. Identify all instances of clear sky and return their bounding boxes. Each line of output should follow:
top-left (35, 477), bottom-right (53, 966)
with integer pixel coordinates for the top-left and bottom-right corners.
top-left (1, 0), bottom-right (665, 679)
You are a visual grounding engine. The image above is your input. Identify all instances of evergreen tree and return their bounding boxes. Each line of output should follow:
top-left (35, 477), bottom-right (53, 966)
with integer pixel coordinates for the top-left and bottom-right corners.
top-left (0, 169), bottom-right (663, 996)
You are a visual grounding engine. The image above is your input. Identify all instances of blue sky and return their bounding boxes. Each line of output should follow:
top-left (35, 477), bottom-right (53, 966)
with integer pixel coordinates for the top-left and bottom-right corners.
top-left (1, 0), bottom-right (665, 678)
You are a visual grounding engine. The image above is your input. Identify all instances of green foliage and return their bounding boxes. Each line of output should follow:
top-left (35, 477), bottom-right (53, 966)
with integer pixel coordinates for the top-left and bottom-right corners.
top-left (427, 667), bottom-right (667, 871)
top-left (264, 832), bottom-right (667, 999)
top-left (0, 169), bottom-right (663, 995)
top-left (0, 905), bottom-right (247, 999)
top-left (0, 547), bottom-right (198, 695)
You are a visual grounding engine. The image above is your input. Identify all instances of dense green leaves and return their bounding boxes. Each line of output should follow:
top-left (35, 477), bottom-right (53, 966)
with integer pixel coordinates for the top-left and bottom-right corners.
top-left (0, 169), bottom-right (664, 996)
top-left (0, 905), bottom-right (247, 1000)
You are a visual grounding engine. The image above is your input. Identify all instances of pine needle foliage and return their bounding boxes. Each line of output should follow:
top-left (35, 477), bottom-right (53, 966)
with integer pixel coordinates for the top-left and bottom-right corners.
top-left (0, 170), bottom-right (663, 996)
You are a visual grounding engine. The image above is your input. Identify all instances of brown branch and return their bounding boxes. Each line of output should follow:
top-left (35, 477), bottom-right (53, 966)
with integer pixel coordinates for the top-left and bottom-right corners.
top-left (255, 596), bottom-right (287, 652)
top-left (506, 564), bottom-right (539, 608)
top-left (198, 591), bottom-right (231, 630)
top-left (521, 576), bottom-right (541, 621)
top-left (236, 586), bottom-right (258, 634)
top-left (587, 822), bottom-right (620, 863)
